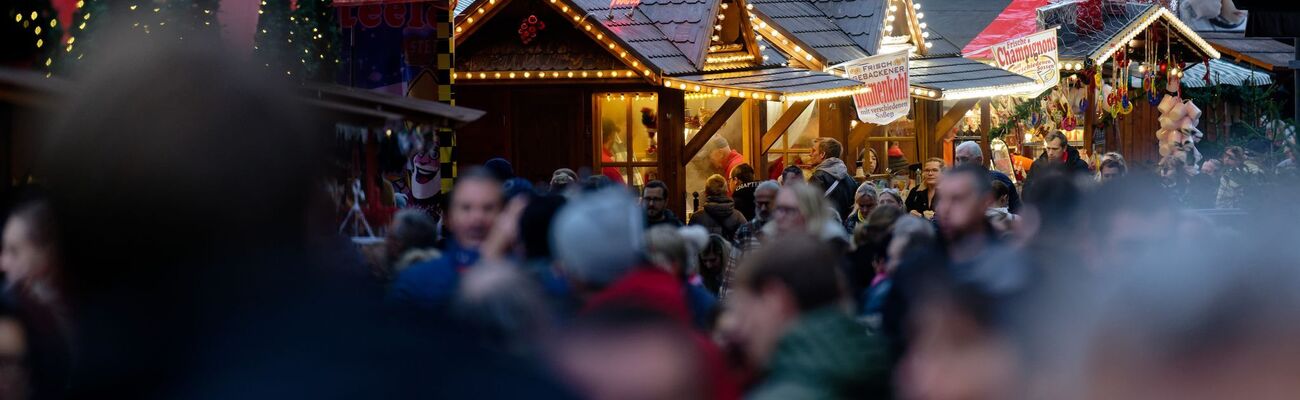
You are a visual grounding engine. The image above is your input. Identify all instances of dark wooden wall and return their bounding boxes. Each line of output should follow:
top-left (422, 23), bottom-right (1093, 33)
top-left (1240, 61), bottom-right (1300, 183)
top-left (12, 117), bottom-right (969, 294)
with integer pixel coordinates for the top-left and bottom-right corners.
top-left (455, 84), bottom-right (591, 185)
top-left (1108, 99), bottom-right (1162, 167)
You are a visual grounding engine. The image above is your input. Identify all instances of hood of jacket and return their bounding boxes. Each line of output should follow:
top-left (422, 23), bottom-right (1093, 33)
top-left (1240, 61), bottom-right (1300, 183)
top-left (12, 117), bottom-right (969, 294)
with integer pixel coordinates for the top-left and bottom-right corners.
top-left (814, 157), bottom-right (850, 180)
top-left (703, 196), bottom-right (738, 219)
top-left (759, 307), bottom-right (891, 398)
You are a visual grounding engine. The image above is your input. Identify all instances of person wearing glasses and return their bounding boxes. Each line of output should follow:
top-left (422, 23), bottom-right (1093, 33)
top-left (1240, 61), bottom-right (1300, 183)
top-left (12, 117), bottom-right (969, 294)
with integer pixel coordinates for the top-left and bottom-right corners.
top-left (642, 180), bottom-right (682, 228)
top-left (766, 184), bottom-right (850, 252)
top-left (735, 181), bottom-right (780, 251)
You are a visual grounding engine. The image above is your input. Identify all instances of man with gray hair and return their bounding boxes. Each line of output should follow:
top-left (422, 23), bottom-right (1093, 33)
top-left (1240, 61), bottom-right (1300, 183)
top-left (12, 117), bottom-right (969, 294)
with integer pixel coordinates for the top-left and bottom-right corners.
top-left (551, 188), bottom-right (646, 297)
top-left (955, 141), bottom-right (1021, 214)
top-left (735, 180), bottom-right (781, 250)
top-left (705, 135), bottom-right (747, 179)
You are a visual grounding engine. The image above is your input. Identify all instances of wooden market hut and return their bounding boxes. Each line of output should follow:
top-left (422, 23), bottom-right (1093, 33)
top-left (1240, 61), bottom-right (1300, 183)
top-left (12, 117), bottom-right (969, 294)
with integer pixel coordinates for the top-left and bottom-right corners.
top-left (966, 0), bottom-right (1221, 164)
top-left (452, 0), bottom-right (1038, 216)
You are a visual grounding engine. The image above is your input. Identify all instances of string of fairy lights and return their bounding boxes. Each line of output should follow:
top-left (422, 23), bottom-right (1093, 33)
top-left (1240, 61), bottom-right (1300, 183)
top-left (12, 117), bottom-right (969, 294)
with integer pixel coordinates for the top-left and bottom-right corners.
top-left (253, 0), bottom-right (338, 80)
top-left (10, 0), bottom-right (82, 77)
top-left (882, 0), bottom-right (935, 53)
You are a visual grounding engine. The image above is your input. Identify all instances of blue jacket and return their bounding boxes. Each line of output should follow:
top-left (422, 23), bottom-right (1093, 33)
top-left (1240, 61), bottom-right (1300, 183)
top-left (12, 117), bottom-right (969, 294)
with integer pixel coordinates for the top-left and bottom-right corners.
top-left (389, 240), bottom-right (480, 312)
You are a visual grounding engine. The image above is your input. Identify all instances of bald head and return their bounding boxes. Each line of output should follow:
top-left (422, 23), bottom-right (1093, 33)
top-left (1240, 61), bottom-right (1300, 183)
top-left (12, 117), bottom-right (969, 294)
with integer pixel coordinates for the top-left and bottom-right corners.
top-left (955, 142), bottom-right (983, 167)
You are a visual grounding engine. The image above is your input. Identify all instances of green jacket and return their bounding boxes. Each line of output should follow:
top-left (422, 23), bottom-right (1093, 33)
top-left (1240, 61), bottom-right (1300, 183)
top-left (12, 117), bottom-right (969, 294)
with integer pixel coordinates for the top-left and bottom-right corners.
top-left (749, 307), bottom-right (893, 400)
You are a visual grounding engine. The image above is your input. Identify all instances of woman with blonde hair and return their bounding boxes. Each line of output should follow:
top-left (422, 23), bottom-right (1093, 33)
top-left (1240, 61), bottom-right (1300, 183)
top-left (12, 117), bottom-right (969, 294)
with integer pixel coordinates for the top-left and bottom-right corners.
top-left (764, 183), bottom-right (850, 251)
top-left (905, 157), bottom-right (945, 219)
top-left (844, 182), bottom-right (879, 234)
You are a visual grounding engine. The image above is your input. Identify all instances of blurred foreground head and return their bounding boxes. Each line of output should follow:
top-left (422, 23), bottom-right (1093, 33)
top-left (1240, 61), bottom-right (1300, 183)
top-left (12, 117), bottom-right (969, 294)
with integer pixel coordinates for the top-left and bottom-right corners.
top-left (1074, 236), bottom-right (1300, 400)
top-left (551, 188), bottom-right (645, 293)
top-left (41, 26), bottom-right (326, 297)
top-left (37, 25), bottom-right (335, 395)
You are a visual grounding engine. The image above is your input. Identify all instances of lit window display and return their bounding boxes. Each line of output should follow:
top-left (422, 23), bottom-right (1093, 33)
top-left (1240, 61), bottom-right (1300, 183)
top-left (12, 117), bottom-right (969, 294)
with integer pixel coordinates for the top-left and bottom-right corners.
top-left (595, 92), bottom-right (659, 189)
top-left (764, 102), bottom-right (817, 173)
top-left (684, 95), bottom-right (751, 216)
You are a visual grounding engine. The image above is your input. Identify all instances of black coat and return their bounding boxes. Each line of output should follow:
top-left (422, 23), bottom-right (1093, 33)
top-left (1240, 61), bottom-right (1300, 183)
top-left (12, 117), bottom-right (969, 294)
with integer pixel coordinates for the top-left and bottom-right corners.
top-left (1024, 145), bottom-right (1090, 193)
top-left (732, 181), bottom-right (760, 221)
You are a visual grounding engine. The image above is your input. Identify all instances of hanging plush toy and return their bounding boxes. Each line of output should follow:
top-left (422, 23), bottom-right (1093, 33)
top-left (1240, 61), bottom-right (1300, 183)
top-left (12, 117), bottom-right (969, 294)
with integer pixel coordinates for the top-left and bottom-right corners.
top-left (641, 107), bottom-right (658, 155)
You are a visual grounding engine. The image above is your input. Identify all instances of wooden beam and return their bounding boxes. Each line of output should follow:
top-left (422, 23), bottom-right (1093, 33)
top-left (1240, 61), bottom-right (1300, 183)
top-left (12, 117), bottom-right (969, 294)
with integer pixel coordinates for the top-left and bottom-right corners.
top-left (934, 98), bottom-right (979, 140)
top-left (1084, 83), bottom-right (1097, 158)
top-left (846, 122), bottom-right (883, 172)
top-left (657, 88), bottom-right (687, 218)
top-left (760, 100), bottom-right (812, 154)
top-left (682, 97), bottom-right (745, 166)
top-left (979, 100), bottom-right (992, 165)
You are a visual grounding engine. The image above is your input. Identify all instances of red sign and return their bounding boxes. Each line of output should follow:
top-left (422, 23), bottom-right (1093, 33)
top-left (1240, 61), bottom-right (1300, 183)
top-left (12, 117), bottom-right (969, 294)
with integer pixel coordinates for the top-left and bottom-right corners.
top-left (338, 2), bottom-right (445, 29)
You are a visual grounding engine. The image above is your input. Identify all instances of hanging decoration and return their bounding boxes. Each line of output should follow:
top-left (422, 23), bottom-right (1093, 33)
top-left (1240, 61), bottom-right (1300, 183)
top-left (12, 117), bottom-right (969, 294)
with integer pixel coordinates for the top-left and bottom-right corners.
top-left (640, 107), bottom-right (658, 155)
top-left (519, 14), bottom-right (545, 45)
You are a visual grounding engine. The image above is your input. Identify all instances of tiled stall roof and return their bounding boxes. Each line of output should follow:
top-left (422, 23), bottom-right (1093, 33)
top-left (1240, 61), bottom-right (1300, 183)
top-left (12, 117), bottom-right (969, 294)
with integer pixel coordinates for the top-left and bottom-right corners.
top-left (569, 0), bottom-right (702, 74)
top-left (909, 56), bottom-right (1036, 95)
top-left (637, 0), bottom-right (721, 68)
top-left (811, 0), bottom-right (887, 58)
top-left (749, 0), bottom-right (871, 64)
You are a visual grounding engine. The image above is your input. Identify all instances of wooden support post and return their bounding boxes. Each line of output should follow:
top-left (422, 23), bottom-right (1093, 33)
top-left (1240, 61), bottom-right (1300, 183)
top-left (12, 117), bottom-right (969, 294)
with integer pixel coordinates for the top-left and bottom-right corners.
top-left (1084, 82), bottom-right (1097, 157)
top-left (914, 98), bottom-right (933, 160)
top-left (683, 97), bottom-right (745, 165)
top-left (818, 98), bottom-right (854, 147)
top-left (657, 88), bottom-right (687, 219)
top-left (980, 99), bottom-right (992, 165)
top-left (930, 98), bottom-right (978, 159)
top-left (760, 100), bottom-right (812, 154)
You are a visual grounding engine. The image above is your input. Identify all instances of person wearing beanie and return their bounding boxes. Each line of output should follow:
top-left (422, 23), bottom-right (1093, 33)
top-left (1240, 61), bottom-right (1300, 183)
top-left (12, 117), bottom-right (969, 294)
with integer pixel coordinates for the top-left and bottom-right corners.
top-left (887, 145), bottom-right (910, 174)
top-left (484, 157), bottom-right (515, 182)
top-left (551, 188), bottom-right (646, 299)
top-left (550, 168), bottom-right (578, 195)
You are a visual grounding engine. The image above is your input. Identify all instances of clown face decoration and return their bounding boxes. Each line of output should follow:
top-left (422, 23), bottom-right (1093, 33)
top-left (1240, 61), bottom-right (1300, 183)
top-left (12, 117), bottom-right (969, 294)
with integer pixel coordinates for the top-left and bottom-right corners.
top-left (408, 130), bottom-right (441, 200)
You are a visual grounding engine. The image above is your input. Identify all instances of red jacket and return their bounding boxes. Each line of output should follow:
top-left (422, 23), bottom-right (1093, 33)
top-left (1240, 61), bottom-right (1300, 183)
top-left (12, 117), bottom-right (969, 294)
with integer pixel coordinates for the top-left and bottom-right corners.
top-left (584, 268), bottom-right (741, 400)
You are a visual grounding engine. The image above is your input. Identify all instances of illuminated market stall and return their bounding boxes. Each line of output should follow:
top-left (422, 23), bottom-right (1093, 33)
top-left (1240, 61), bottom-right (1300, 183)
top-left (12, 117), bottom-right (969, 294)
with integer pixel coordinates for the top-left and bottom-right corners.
top-left (965, 0), bottom-right (1221, 168)
top-left (453, 0), bottom-right (1047, 216)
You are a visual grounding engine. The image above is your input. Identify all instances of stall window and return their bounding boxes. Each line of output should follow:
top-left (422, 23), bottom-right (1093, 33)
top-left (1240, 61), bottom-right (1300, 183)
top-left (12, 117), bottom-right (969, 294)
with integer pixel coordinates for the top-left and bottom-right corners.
top-left (863, 118), bottom-right (919, 193)
top-left (764, 101), bottom-right (818, 174)
top-left (683, 95), bottom-right (750, 217)
top-left (595, 92), bottom-right (659, 190)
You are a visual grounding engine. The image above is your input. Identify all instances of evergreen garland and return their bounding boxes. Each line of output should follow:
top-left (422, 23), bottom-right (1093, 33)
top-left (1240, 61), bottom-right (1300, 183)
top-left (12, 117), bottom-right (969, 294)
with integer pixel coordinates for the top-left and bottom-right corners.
top-left (988, 91), bottom-right (1049, 140)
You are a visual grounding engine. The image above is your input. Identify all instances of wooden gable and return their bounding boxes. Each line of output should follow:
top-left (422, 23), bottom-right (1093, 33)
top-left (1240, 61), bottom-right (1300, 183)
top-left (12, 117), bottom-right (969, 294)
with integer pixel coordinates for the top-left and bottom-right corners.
top-left (456, 0), bottom-right (627, 72)
top-left (702, 0), bottom-right (764, 70)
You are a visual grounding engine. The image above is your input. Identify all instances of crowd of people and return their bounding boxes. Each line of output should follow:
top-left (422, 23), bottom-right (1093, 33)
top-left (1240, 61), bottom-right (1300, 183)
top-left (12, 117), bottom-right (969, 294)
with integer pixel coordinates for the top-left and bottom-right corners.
top-left (2, 29), bottom-right (1300, 400)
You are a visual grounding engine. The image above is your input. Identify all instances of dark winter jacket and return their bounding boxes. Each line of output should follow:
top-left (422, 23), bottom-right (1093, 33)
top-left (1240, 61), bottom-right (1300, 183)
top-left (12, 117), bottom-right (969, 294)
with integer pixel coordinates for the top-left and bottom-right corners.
top-left (810, 158), bottom-right (859, 219)
top-left (388, 239), bottom-right (480, 312)
top-left (989, 170), bottom-right (1022, 214)
top-left (689, 196), bottom-right (748, 242)
top-left (732, 181), bottom-right (761, 221)
top-left (748, 307), bottom-right (892, 400)
top-left (1025, 145), bottom-right (1090, 193)
top-left (647, 208), bottom-right (684, 228)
